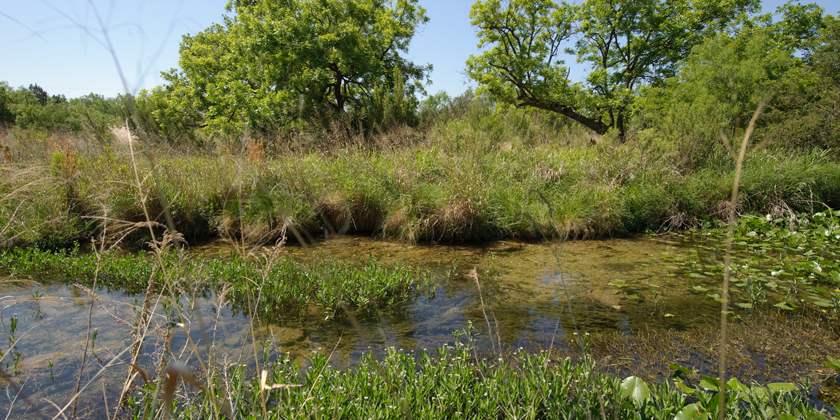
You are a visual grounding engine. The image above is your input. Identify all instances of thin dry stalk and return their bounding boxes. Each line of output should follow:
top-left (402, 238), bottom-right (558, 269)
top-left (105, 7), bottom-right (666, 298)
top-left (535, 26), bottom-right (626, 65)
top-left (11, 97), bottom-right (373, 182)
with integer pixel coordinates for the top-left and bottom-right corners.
top-left (468, 267), bottom-right (497, 356)
top-left (246, 291), bottom-right (269, 418)
top-left (718, 99), bottom-right (766, 420)
top-left (112, 121), bottom-right (169, 415)
top-left (52, 346), bottom-right (136, 420)
top-left (170, 323), bottom-right (222, 420)
top-left (87, 1), bottom-right (181, 249)
top-left (292, 338), bottom-right (342, 420)
top-left (0, 367), bottom-right (48, 419)
top-left (246, 239), bottom-right (287, 418)
top-left (70, 207), bottom-right (110, 420)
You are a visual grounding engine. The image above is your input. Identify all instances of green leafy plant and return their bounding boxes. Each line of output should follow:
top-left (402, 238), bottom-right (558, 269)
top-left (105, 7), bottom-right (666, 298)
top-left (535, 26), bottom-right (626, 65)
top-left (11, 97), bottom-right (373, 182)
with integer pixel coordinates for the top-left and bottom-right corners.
top-left (466, 0), bottom-right (757, 139)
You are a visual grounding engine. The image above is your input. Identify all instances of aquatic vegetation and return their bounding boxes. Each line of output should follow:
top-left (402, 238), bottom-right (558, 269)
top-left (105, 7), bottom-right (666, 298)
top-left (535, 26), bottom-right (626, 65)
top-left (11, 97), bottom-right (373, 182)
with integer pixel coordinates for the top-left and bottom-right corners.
top-left (124, 327), bottom-right (834, 419)
top-left (0, 247), bottom-right (435, 317)
top-left (1, 227), bottom-right (838, 417)
top-left (653, 211), bottom-right (840, 315)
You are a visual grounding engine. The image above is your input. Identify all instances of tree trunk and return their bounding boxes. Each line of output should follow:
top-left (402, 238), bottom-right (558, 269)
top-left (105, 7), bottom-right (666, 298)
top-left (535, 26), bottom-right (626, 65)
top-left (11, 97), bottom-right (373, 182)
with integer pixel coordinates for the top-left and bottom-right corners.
top-left (333, 79), bottom-right (345, 112)
top-left (328, 64), bottom-right (346, 113)
top-left (518, 99), bottom-right (610, 135)
top-left (616, 111), bottom-right (626, 143)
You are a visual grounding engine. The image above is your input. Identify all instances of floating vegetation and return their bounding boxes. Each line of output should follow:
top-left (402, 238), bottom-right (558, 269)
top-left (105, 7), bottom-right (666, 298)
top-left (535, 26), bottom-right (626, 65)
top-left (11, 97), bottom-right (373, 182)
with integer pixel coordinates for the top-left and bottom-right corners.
top-left (656, 211), bottom-right (840, 314)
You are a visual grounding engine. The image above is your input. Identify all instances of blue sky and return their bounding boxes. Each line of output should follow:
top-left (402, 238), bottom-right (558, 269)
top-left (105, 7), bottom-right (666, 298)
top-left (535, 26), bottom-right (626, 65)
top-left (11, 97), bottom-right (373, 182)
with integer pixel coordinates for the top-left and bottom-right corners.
top-left (1, 0), bottom-right (837, 99)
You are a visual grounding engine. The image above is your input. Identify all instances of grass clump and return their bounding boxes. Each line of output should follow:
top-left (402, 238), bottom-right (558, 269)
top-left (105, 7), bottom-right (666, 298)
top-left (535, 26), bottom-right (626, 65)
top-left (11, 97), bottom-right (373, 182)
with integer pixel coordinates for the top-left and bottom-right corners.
top-left (2, 124), bottom-right (840, 247)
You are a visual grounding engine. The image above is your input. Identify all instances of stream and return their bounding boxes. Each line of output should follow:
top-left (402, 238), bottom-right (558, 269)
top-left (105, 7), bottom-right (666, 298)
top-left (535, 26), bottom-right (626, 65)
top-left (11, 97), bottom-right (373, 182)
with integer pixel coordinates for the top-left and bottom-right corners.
top-left (0, 234), bottom-right (735, 415)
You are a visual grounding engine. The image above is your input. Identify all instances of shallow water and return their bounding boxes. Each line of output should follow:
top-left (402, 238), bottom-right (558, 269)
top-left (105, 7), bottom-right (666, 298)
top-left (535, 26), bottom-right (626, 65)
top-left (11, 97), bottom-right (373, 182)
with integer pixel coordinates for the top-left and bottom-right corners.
top-left (0, 234), bottom-right (724, 415)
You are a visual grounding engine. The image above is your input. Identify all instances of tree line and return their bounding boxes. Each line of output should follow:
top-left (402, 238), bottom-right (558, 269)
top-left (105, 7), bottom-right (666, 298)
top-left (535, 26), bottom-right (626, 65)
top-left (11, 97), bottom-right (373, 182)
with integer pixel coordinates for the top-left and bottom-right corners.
top-left (1, 0), bottom-right (838, 153)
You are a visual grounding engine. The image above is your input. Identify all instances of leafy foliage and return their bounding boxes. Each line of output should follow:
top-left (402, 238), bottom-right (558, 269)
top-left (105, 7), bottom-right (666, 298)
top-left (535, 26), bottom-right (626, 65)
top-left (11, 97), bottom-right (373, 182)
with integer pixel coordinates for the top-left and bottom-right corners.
top-left (0, 83), bottom-right (125, 139)
top-left (0, 82), bottom-right (15, 127)
top-left (0, 247), bottom-right (434, 317)
top-left (769, 12), bottom-right (840, 151)
top-left (28, 83), bottom-right (49, 106)
top-left (665, 211), bottom-right (840, 315)
top-left (126, 328), bottom-right (830, 419)
top-left (158, 0), bottom-right (431, 136)
top-left (640, 3), bottom-right (834, 165)
top-left (466, 0), bottom-right (758, 138)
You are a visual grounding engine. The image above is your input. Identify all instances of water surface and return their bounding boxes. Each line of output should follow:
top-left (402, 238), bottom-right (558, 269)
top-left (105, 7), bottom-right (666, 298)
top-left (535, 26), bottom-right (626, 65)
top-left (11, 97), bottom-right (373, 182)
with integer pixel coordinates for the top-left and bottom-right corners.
top-left (0, 234), bottom-right (723, 415)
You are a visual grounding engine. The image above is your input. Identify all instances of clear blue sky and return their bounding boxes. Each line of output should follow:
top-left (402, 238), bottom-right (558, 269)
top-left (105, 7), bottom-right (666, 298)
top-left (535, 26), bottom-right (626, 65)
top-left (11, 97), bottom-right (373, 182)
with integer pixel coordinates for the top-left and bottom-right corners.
top-left (1, 0), bottom-right (837, 99)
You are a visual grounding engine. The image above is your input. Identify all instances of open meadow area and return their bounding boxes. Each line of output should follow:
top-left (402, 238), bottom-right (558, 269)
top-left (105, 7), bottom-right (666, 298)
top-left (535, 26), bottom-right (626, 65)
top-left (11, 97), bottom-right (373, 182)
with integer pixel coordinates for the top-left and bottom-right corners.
top-left (1, 0), bottom-right (840, 418)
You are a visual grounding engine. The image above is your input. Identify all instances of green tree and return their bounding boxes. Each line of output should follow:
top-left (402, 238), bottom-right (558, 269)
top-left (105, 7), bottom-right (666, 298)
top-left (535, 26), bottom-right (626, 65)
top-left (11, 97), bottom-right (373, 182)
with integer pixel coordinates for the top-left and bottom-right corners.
top-left (0, 82), bottom-right (15, 127)
top-left (28, 84), bottom-right (49, 106)
top-left (161, 0), bottom-right (430, 135)
top-left (466, 0), bottom-right (758, 139)
top-left (68, 94), bottom-right (122, 144)
top-left (640, 3), bottom-right (831, 163)
top-left (772, 10), bottom-right (840, 150)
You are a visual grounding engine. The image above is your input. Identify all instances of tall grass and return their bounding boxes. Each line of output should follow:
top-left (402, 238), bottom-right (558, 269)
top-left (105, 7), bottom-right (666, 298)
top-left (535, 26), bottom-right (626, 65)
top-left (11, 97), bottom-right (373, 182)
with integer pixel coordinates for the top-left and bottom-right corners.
top-left (2, 128), bottom-right (838, 248)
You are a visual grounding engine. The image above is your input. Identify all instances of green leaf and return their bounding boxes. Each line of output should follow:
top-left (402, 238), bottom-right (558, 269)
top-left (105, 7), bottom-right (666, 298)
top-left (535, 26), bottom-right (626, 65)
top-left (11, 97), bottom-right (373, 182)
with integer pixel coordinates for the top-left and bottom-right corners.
top-left (767, 382), bottom-right (798, 392)
top-left (811, 299), bottom-right (834, 308)
top-left (693, 285), bottom-right (709, 292)
top-left (620, 376), bottom-right (650, 405)
top-left (726, 377), bottom-right (748, 392)
top-left (699, 375), bottom-right (720, 391)
top-left (803, 411), bottom-right (829, 420)
top-left (676, 381), bottom-right (696, 395)
top-left (674, 403), bottom-right (709, 420)
top-left (655, 407), bottom-right (675, 417)
top-left (823, 356), bottom-right (840, 372)
top-left (774, 302), bottom-right (797, 310)
top-left (669, 363), bottom-right (695, 376)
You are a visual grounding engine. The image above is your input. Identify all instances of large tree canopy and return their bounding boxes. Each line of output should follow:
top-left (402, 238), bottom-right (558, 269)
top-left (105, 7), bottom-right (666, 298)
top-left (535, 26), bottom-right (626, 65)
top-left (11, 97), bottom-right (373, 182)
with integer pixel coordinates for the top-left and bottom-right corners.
top-left (640, 3), bottom-right (834, 162)
top-left (156, 0), bottom-right (430, 135)
top-left (466, 0), bottom-right (759, 139)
